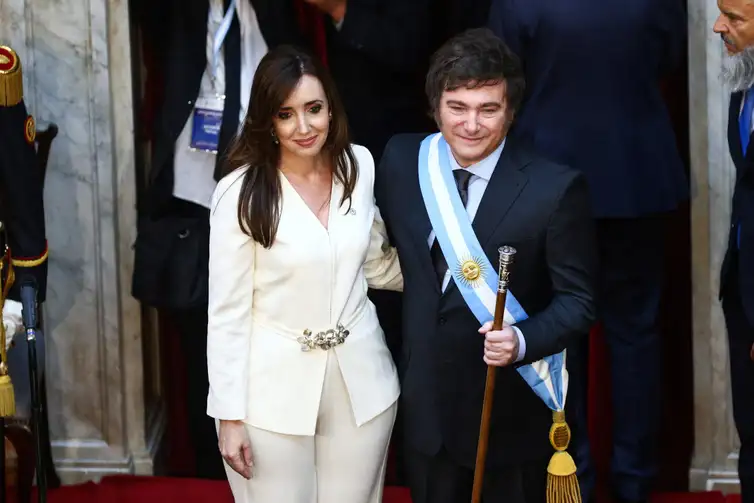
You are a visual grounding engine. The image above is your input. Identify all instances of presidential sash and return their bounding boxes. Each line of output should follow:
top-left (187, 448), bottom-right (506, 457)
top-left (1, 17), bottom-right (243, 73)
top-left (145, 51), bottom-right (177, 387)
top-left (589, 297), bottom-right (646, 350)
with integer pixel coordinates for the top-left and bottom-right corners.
top-left (418, 132), bottom-right (580, 503)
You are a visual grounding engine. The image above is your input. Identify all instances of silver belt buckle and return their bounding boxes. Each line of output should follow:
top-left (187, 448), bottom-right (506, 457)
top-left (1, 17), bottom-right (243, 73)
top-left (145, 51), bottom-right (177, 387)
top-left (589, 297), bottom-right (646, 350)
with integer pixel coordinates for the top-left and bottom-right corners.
top-left (297, 324), bottom-right (350, 352)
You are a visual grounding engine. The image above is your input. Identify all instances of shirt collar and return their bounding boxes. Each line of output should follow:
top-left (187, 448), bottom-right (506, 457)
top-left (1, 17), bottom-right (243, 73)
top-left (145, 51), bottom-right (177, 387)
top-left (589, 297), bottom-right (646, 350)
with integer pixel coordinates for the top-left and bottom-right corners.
top-left (446, 138), bottom-right (506, 182)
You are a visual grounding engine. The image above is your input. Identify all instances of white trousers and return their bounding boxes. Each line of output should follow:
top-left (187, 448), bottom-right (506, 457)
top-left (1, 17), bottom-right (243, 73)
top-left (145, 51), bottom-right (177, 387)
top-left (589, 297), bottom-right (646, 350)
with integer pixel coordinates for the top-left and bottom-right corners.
top-left (222, 350), bottom-right (398, 503)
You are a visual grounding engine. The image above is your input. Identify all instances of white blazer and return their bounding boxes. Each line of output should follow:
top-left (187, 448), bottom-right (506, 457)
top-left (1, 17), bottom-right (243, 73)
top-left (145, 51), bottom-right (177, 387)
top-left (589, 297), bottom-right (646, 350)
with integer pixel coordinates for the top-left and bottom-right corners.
top-left (206, 144), bottom-right (403, 436)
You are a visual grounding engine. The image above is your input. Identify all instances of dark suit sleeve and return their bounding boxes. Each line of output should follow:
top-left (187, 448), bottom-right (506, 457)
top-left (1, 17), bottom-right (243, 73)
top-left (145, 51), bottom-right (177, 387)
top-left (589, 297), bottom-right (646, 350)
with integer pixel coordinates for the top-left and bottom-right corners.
top-left (487, 0), bottom-right (527, 56)
top-left (514, 172), bottom-right (597, 364)
top-left (336, 0), bottom-right (431, 72)
top-left (251, 0), bottom-right (308, 48)
top-left (657, 0), bottom-right (686, 76)
top-left (0, 101), bottom-right (48, 303)
top-left (374, 137), bottom-right (396, 233)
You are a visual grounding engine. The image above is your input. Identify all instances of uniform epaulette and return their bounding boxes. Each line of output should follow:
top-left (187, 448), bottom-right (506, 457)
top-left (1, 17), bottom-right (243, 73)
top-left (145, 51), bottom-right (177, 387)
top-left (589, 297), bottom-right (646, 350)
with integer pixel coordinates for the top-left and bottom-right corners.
top-left (0, 46), bottom-right (23, 108)
top-left (11, 242), bottom-right (48, 268)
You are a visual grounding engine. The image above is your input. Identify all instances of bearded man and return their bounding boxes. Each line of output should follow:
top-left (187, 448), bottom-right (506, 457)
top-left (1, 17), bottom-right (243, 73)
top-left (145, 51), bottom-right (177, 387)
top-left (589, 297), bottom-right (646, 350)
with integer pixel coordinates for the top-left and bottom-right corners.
top-left (714, 2), bottom-right (754, 502)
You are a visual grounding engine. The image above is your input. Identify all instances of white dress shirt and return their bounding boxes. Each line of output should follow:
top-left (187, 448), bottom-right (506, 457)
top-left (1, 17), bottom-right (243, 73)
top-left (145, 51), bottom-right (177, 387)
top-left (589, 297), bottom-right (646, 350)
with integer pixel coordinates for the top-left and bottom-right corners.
top-left (173, 0), bottom-right (268, 209)
top-left (206, 145), bottom-right (403, 435)
top-left (427, 139), bottom-right (527, 362)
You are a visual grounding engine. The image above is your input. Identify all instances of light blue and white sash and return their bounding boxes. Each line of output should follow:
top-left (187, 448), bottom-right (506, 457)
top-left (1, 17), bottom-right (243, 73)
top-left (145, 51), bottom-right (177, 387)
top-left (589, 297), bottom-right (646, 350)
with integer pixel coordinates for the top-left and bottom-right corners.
top-left (418, 132), bottom-right (568, 414)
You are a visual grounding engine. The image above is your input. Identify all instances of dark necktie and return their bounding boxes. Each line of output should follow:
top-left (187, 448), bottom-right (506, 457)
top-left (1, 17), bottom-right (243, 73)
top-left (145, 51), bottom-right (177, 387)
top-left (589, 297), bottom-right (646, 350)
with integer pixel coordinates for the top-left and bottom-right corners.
top-left (431, 169), bottom-right (473, 285)
top-left (214, 0), bottom-right (242, 181)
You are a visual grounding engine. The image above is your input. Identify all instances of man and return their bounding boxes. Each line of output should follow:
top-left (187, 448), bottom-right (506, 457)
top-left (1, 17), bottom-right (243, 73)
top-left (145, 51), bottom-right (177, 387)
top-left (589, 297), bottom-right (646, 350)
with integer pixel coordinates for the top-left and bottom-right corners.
top-left (714, 2), bottom-right (754, 501)
top-left (488, 2), bottom-right (687, 501)
top-left (302, 0), bottom-right (432, 161)
top-left (375, 29), bottom-right (598, 503)
top-left (131, 0), bottom-right (301, 479)
top-left (0, 44), bottom-right (58, 486)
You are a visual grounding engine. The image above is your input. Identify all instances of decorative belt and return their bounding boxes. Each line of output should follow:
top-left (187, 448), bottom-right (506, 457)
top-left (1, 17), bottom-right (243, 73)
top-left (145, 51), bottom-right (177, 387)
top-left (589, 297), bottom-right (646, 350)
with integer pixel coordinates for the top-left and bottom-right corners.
top-left (297, 324), bottom-right (350, 352)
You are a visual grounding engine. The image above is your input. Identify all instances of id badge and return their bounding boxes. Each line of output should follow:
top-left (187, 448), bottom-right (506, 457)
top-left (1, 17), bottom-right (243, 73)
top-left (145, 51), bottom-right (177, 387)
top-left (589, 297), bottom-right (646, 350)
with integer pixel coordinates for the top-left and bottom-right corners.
top-left (190, 96), bottom-right (224, 153)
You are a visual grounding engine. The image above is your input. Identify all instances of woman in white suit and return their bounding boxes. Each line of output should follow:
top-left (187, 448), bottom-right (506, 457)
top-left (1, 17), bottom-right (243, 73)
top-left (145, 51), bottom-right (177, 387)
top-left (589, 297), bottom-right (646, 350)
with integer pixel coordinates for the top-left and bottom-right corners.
top-left (206, 45), bottom-right (403, 503)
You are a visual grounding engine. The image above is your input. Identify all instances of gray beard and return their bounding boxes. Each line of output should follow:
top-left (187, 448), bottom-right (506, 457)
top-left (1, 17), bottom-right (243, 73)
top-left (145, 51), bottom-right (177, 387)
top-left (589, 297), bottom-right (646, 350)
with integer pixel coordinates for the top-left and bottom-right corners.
top-left (721, 46), bottom-right (754, 92)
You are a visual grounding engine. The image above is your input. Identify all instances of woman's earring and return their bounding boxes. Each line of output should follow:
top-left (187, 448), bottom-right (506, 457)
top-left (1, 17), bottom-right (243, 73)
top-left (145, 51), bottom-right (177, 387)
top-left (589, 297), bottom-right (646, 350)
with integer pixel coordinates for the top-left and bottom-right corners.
top-left (271, 130), bottom-right (279, 144)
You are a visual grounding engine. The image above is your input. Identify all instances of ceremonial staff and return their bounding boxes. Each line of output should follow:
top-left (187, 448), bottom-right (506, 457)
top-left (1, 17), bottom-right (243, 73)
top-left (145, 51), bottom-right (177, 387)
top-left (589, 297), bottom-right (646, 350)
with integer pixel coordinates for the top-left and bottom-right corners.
top-left (470, 245), bottom-right (516, 503)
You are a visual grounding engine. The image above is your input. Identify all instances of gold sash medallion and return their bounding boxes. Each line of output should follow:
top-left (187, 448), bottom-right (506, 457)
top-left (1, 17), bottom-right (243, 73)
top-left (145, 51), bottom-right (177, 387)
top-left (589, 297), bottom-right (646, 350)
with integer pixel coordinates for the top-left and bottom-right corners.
top-left (454, 256), bottom-right (487, 288)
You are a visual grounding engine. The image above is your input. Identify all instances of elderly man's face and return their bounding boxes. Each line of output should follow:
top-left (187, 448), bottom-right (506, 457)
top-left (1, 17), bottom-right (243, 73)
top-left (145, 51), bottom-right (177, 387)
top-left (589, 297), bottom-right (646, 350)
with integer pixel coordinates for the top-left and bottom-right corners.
top-left (715, 0), bottom-right (754, 91)
top-left (715, 0), bottom-right (754, 53)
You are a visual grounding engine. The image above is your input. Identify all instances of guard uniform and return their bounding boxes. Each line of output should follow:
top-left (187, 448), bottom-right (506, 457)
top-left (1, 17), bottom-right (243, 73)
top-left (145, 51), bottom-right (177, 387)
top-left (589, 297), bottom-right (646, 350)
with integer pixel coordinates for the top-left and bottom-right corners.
top-left (0, 44), bottom-right (48, 303)
top-left (0, 45), bottom-right (59, 491)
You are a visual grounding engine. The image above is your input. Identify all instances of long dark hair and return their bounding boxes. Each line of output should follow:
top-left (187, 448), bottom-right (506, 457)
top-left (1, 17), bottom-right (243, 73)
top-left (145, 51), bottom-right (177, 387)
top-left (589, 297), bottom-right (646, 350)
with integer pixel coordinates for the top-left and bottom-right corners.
top-left (224, 45), bottom-right (357, 248)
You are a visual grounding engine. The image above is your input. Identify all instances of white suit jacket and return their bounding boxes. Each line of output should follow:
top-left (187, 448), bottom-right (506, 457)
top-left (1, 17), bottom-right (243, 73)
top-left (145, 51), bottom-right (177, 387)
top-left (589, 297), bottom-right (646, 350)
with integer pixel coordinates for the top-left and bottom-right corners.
top-left (206, 144), bottom-right (403, 435)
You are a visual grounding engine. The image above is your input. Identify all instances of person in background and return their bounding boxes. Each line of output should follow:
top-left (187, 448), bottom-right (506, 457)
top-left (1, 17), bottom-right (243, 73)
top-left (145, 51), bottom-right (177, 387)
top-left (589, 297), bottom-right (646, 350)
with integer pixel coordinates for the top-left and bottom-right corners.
top-left (714, 2), bottom-right (754, 502)
top-left (300, 0), bottom-right (432, 161)
top-left (130, 0), bottom-right (303, 479)
top-left (488, 2), bottom-right (687, 502)
top-left (208, 45), bottom-right (403, 503)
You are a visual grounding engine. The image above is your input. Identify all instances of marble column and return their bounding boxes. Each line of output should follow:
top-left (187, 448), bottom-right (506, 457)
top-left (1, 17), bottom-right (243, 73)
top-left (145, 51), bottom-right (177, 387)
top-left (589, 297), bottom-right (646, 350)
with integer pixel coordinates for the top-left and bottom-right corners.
top-left (0, 0), bottom-right (154, 483)
top-left (687, 0), bottom-right (741, 494)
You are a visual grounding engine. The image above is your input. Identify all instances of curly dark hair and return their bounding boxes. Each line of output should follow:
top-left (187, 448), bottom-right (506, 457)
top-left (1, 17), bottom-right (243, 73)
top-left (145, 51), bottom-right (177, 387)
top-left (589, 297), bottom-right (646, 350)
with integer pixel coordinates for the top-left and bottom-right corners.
top-left (425, 28), bottom-right (526, 119)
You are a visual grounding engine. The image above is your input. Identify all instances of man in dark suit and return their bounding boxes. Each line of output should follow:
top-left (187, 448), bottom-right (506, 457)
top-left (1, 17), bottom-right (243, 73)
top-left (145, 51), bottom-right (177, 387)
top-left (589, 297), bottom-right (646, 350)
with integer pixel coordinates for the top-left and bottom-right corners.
top-left (488, 2), bottom-right (688, 500)
top-left (302, 0), bottom-right (433, 161)
top-left (130, 0), bottom-right (303, 479)
top-left (375, 29), bottom-right (598, 503)
top-left (714, 2), bottom-right (754, 502)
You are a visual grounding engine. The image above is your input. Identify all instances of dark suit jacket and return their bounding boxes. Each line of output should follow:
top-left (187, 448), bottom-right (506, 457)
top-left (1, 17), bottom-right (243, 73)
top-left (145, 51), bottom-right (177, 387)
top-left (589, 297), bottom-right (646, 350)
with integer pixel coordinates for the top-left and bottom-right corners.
top-left (375, 133), bottom-right (598, 468)
top-left (488, 0), bottom-right (688, 219)
top-left (324, 0), bottom-right (434, 162)
top-left (722, 91), bottom-right (754, 323)
top-left (0, 95), bottom-right (48, 302)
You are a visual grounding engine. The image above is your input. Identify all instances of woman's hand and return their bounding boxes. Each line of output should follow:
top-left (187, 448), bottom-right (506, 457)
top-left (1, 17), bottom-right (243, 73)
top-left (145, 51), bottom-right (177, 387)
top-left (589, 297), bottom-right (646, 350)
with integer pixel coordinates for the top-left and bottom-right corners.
top-left (218, 419), bottom-right (253, 479)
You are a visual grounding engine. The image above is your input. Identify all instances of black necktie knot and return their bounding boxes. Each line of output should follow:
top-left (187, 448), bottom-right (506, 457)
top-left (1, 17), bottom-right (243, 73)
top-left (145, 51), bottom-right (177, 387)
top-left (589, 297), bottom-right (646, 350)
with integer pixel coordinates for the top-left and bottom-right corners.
top-left (453, 169), bottom-right (473, 207)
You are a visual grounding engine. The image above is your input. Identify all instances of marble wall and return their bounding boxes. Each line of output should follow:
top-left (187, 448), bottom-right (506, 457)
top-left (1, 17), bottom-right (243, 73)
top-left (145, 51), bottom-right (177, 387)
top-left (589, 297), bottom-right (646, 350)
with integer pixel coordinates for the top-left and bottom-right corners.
top-left (0, 0), bottom-right (153, 482)
top-left (687, 0), bottom-right (742, 494)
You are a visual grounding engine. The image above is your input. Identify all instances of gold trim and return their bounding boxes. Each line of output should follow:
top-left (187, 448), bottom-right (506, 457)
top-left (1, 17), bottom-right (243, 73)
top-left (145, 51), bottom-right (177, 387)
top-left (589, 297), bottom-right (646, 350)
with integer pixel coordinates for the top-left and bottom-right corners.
top-left (24, 115), bottom-right (36, 144)
top-left (12, 246), bottom-right (48, 268)
top-left (0, 46), bottom-right (23, 107)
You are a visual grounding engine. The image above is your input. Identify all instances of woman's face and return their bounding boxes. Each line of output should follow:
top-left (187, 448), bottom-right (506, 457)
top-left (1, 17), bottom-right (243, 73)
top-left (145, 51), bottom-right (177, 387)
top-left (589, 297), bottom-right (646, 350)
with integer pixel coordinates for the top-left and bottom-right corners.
top-left (272, 75), bottom-right (331, 158)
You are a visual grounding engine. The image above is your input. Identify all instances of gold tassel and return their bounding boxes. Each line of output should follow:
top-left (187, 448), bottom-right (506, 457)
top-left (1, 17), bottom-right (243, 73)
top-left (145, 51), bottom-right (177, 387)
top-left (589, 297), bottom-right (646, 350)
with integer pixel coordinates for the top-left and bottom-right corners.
top-left (546, 410), bottom-right (581, 503)
top-left (0, 250), bottom-right (16, 417)
top-left (0, 367), bottom-right (15, 418)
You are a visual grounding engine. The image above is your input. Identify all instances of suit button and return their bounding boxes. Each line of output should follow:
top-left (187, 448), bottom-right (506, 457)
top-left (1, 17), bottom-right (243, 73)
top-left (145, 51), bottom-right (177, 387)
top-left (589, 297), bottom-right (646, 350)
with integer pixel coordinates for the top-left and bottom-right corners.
top-left (438, 317), bottom-right (446, 326)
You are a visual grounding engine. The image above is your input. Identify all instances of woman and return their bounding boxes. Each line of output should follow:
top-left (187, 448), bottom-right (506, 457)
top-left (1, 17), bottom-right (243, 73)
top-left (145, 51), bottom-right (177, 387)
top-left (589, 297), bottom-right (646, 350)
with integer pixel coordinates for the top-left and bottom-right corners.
top-left (487, 2), bottom-right (687, 503)
top-left (206, 45), bottom-right (402, 502)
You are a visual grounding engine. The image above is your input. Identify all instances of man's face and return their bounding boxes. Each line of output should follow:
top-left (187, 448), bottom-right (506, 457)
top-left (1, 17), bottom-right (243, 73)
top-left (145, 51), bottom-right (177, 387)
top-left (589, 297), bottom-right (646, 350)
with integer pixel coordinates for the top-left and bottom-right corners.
top-left (436, 82), bottom-right (511, 168)
top-left (714, 0), bottom-right (754, 53)
top-left (715, 0), bottom-right (754, 91)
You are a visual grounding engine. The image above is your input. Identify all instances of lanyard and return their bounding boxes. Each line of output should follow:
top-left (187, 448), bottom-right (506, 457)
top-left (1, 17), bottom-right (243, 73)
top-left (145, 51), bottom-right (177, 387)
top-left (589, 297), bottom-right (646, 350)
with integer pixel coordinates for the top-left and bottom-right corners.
top-left (212, 0), bottom-right (237, 92)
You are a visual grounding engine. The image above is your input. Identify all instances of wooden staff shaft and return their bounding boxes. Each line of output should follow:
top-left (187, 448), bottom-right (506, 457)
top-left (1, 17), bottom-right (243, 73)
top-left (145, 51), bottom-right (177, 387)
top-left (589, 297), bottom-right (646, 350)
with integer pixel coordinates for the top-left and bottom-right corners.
top-left (471, 247), bottom-right (516, 503)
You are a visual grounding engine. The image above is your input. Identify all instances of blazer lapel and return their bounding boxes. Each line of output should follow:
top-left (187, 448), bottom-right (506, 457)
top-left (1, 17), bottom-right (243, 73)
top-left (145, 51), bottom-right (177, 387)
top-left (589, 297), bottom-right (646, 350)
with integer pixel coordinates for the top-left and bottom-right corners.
top-left (408, 188), bottom-right (440, 294)
top-left (730, 91), bottom-right (745, 171)
top-left (442, 141), bottom-right (529, 298)
top-left (472, 142), bottom-right (529, 248)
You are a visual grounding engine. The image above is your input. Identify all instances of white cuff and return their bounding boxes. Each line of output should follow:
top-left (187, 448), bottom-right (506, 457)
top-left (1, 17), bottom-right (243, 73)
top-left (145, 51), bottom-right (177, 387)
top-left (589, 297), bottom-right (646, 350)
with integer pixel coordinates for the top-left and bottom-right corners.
top-left (512, 325), bottom-right (526, 363)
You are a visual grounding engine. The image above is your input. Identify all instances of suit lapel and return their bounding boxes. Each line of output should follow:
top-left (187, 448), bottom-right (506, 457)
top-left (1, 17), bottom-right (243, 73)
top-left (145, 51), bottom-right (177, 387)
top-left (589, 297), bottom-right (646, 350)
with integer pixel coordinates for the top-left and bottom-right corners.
top-left (443, 141), bottom-right (529, 297)
top-left (471, 142), bottom-right (529, 248)
top-left (407, 179), bottom-right (440, 294)
top-left (730, 91), bottom-right (744, 170)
